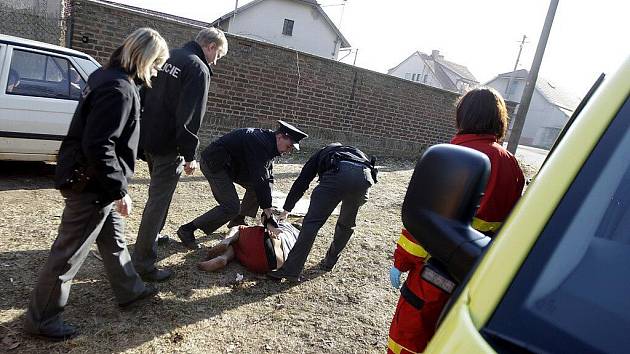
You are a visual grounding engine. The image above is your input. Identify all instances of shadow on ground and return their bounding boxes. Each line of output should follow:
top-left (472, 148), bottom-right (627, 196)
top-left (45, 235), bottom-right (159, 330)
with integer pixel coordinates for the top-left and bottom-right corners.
top-left (0, 161), bottom-right (55, 191)
top-left (0, 233), bottom-right (326, 353)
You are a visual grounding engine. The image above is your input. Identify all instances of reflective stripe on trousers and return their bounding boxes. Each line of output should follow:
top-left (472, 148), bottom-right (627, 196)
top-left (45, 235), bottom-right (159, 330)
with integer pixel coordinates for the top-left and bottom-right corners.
top-left (387, 336), bottom-right (422, 354)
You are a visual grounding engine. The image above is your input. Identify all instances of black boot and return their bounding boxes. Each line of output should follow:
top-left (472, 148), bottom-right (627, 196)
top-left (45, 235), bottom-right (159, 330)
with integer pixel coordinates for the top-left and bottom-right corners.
top-left (119, 284), bottom-right (159, 310)
top-left (24, 322), bottom-right (78, 342)
top-left (176, 224), bottom-right (199, 250)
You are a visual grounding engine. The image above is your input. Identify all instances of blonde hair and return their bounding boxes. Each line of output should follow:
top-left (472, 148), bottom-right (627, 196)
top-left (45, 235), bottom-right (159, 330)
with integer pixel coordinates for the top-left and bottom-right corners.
top-left (195, 27), bottom-right (228, 57)
top-left (108, 28), bottom-right (169, 87)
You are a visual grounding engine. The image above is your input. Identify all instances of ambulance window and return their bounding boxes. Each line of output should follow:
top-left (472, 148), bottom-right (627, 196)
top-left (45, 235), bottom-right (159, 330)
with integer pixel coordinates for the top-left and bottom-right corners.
top-left (482, 96), bottom-right (630, 354)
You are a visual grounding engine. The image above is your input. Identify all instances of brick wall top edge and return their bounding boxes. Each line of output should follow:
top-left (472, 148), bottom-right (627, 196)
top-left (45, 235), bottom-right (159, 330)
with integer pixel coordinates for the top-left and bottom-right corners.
top-left (81, 1), bottom-right (461, 100)
top-left (82, 0), bottom-right (211, 30)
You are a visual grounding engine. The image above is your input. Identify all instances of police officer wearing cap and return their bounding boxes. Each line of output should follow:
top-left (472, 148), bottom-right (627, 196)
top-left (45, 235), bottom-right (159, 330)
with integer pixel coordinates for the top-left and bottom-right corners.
top-left (177, 120), bottom-right (307, 249)
top-left (268, 143), bottom-right (378, 281)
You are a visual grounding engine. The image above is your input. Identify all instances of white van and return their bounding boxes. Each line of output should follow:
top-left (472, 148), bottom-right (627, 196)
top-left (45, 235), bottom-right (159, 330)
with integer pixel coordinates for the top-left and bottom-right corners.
top-left (0, 34), bottom-right (100, 162)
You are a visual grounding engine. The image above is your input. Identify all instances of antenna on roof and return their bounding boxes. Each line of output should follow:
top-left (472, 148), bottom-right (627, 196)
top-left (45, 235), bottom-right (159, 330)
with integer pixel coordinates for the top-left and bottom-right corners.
top-left (504, 34), bottom-right (528, 96)
top-left (230, 0), bottom-right (239, 30)
top-left (320, 0), bottom-right (348, 29)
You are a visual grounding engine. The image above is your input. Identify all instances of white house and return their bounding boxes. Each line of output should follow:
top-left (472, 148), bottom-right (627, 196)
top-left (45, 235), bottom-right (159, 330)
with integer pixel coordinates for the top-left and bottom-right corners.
top-left (387, 50), bottom-right (478, 94)
top-left (486, 69), bottom-right (581, 149)
top-left (210, 0), bottom-right (350, 60)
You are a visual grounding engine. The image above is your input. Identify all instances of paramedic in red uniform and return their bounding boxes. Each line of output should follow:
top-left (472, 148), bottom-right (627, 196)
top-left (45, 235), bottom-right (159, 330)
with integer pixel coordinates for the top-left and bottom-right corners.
top-left (387, 87), bottom-right (525, 354)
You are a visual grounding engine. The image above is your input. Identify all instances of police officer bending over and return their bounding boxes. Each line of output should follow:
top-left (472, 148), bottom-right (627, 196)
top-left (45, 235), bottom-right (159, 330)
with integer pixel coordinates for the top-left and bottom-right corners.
top-left (177, 120), bottom-right (308, 249)
top-left (268, 143), bottom-right (377, 281)
top-left (132, 28), bottom-right (228, 282)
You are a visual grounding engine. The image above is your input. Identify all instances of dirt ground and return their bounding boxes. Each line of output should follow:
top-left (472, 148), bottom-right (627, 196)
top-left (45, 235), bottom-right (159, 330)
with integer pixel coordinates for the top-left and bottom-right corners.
top-left (0, 152), bottom-right (539, 353)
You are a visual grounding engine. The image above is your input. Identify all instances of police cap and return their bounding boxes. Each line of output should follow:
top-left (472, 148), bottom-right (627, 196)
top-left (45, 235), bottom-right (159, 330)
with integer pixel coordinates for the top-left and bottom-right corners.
top-left (277, 120), bottom-right (308, 150)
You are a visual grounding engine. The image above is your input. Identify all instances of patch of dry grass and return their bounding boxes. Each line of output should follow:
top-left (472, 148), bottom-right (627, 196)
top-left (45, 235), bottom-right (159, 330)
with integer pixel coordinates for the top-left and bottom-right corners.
top-left (0, 153), bottom-right (539, 353)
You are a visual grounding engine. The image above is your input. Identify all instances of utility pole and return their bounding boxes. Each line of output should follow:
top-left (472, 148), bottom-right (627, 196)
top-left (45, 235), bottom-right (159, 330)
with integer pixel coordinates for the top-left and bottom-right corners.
top-left (504, 34), bottom-right (527, 97)
top-left (507, 0), bottom-right (559, 154)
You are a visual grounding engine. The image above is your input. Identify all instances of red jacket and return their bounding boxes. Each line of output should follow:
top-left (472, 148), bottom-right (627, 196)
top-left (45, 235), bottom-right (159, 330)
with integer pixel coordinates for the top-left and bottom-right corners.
top-left (233, 226), bottom-right (270, 273)
top-left (388, 229), bottom-right (451, 354)
top-left (451, 134), bottom-right (525, 234)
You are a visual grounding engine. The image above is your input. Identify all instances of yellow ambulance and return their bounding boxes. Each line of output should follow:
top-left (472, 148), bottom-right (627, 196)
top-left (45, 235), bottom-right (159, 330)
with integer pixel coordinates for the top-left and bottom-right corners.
top-left (402, 55), bottom-right (630, 353)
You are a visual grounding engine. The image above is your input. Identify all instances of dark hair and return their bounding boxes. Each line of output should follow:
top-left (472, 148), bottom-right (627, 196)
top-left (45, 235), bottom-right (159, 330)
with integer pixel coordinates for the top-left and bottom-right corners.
top-left (107, 46), bottom-right (124, 69)
top-left (455, 87), bottom-right (508, 141)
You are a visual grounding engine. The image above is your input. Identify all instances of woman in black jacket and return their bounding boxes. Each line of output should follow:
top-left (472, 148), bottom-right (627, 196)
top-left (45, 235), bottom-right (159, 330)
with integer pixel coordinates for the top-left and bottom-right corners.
top-left (24, 27), bottom-right (169, 341)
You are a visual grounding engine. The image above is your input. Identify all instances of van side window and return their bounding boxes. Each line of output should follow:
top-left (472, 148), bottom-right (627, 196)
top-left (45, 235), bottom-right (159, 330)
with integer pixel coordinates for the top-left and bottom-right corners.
top-left (482, 97), bottom-right (630, 353)
top-left (6, 49), bottom-right (85, 100)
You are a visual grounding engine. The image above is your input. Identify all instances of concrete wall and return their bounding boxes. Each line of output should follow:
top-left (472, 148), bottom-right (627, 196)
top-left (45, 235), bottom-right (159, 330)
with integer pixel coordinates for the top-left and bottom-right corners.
top-left (70, 0), bottom-right (462, 158)
top-left (0, 0), bottom-right (66, 46)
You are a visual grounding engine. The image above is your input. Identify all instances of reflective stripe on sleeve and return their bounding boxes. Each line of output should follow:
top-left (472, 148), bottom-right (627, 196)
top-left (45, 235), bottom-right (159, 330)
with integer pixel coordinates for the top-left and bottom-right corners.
top-left (472, 217), bottom-right (502, 233)
top-left (397, 232), bottom-right (428, 259)
top-left (387, 336), bottom-right (422, 354)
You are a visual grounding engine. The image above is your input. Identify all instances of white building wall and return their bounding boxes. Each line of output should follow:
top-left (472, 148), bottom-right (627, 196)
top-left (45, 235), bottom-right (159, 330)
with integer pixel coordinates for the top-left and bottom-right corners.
top-left (229, 0), bottom-right (342, 59)
top-left (389, 55), bottom-right (442, 89)
top-left (487, 77), bottom-right (570, 149)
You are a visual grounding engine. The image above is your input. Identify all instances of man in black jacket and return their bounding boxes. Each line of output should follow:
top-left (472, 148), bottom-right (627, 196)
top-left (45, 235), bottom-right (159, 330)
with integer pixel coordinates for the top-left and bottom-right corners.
top-left (177, 121), bottom-right (307, 249)
top-left (268, 143), bottom-right (377, 281)
top-left (132, 28), bottom-right (228, 282)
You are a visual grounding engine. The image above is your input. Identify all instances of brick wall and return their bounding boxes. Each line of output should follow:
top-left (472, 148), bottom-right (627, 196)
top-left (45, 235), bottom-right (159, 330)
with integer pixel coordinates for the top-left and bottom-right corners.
top-left (70, 0), bottom-right (462, 158)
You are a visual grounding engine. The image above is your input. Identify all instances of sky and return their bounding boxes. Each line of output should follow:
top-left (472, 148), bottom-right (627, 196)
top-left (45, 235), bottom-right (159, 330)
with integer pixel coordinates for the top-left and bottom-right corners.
top-left (113, 0), bottom-right (629, 99)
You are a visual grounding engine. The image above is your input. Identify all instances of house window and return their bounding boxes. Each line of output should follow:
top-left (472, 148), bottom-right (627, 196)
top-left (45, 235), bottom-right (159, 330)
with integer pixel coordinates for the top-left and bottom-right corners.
top-left (509, 80), bottom-right (519, 96)
top-left (412, 73), bottom-right (416, 81)
top-left (283, 19), bottom-right (294, 36)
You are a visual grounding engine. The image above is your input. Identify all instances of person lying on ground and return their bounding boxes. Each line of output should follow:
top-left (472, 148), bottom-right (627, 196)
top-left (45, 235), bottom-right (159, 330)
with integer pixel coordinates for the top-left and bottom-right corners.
top-left (197, 213), bottom-right (299, 274)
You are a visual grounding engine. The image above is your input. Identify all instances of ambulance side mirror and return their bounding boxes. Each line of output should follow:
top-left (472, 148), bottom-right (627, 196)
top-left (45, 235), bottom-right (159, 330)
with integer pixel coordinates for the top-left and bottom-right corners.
top-left (401, 144), bottom-right (492, 282)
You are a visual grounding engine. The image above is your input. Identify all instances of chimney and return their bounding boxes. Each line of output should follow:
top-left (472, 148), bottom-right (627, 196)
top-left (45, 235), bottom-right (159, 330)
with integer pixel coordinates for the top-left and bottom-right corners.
top-left (431, 49), bottom-right (444, 60)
